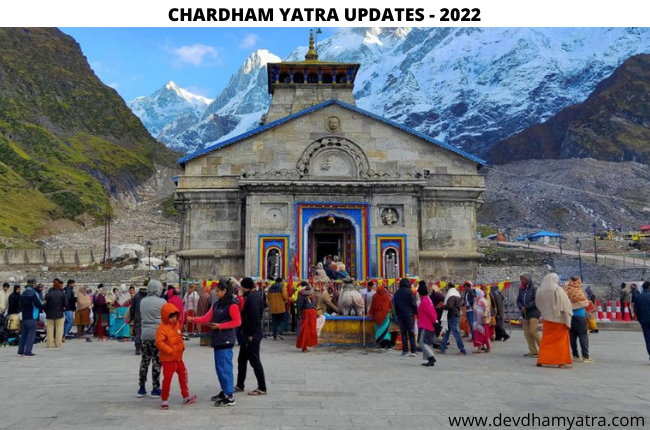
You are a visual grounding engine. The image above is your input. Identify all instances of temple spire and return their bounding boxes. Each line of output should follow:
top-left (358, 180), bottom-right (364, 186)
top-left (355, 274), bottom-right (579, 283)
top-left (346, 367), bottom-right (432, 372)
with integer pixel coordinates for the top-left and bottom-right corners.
top-left (304, 29), bottom-right (318, 61)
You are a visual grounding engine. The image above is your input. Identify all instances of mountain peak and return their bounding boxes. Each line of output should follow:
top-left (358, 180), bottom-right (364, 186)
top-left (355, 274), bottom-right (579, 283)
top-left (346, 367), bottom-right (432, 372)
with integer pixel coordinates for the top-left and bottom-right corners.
top-left (242, 49), bottom-right (281, 74)
top-left (151, 81), bottom-right (213, 106)
top-left (165, 80), bottom-right (180, 90)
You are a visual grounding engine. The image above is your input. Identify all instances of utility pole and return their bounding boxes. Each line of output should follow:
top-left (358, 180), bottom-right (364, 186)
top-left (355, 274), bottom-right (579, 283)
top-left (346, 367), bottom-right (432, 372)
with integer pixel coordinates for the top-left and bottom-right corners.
top-left (592, 223), bottom-right (599, 264)
top-left (103, 199), bottom-right (111, 264)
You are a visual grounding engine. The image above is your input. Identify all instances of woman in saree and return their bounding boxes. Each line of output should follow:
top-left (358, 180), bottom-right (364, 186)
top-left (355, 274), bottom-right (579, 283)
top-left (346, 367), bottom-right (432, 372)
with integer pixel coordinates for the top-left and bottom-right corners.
top-left (472, 289), bottom-right (491, 353)
top-left (93, 285), bottom-right (109, 341)
top-left (73, 286), bottom-right (92, 340)
top-left (112, 284), bottom-right (131, 341)
top-left (295, 282), bottom-right (318, 352)
top-left (368, 284), bottom-right (393, 349)
top-left (536, 273), bottom-right (573, 368)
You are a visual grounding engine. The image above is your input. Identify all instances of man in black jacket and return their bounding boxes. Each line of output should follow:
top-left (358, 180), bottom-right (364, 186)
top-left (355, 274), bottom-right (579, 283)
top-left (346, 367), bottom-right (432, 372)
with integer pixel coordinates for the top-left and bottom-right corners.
top-left (439, 283), bottom-right (467, 355)
top-left (516, 273), bottom-right (541, 357)
top-left (130, 284), bottom-right (148, 355)
top-left (8, 285), bottom-right (21, 315)
top-left (490, 285), bottom-right (510, 342)
top-left (394, 278), bottom-right (418, 357)
top-left (44, 278), bottom-right (68, 348)
top-left (63, 279), bottom-right (77, 339)
top-left (235, 277), bottom-right (267, 395)
top-left (18, 279), bottom-right (44, 357)
top-left (631, 282), bottom-right (650, 362)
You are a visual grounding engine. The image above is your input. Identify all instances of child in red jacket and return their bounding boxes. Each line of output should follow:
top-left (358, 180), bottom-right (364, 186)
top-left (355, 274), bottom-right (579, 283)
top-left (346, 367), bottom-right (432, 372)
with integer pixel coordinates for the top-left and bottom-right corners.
top-left (155, 303), bottom-right (196, 409)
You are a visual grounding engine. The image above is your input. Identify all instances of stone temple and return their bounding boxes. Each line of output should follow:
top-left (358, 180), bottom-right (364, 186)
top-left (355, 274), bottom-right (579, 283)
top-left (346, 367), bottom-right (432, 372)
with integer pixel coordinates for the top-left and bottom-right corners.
top-left (175, 32), bottom-right (486, 281)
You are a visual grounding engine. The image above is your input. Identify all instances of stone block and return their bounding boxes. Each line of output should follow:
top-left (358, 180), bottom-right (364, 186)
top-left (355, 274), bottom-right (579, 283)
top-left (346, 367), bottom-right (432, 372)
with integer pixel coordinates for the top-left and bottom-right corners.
top-left (217, 164), bottom-right (232, 176)
top-left (365, 149), bottom-right (387, 161)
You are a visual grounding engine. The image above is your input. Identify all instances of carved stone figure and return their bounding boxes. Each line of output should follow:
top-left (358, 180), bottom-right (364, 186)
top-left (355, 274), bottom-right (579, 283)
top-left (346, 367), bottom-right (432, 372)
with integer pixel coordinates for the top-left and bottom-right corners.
top-left (320, 157), bottom-right (331, 171)
top-left (326, 116), bottom-right (341, 132)
top-left (381, 208), bottom-right (399, 225)
top-left (266, 249), bottom-right (281, 279)
top-left (337, 278), bottom-right (364, 316)
top-left (296, 137), bottom-right (370, 177)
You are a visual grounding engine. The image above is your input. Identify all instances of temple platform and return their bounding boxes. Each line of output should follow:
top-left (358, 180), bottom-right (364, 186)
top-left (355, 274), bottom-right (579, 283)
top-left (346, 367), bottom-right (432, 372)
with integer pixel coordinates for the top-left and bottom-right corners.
top-left (319, 315), bottom-right (375, 346)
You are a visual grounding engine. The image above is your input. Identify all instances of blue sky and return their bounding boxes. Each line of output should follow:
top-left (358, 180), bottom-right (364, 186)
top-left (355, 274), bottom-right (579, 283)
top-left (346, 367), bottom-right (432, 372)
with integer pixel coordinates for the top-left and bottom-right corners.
top-left (61, 28), bottom-right (338, 101)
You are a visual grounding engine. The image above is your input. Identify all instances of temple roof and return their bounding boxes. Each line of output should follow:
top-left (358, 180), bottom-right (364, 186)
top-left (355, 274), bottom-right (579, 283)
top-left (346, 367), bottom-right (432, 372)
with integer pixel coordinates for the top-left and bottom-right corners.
top-left (178, 100), bottom-right (486, 167)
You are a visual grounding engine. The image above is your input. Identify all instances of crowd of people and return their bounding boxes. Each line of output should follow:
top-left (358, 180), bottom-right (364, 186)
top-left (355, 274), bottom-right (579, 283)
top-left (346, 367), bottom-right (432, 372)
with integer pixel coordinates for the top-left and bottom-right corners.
top-left (2, 267), bottom-right (650, 410)
top-left (0, 279), bottom-right (197, 355)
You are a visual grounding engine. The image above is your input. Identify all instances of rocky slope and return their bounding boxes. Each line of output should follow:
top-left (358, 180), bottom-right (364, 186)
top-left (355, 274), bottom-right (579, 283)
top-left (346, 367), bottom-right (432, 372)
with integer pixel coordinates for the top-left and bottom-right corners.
top-left (131, 27), bottom-right (650, 156)
top-left (0, 28), bottom-right (179, 244)
top-left (478, 158), bottom-right (650, 232)
top-left (487, 54), bottom-right (650, 164)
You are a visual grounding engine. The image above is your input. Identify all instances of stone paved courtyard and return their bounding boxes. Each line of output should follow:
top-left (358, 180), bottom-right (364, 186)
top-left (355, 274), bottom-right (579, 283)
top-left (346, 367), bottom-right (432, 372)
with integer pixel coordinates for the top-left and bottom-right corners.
top-left (0, 330), bottom-right (648, 430)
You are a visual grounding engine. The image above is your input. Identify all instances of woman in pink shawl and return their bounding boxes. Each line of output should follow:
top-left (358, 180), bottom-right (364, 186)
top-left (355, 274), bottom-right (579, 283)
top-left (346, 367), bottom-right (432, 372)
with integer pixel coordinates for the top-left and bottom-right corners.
top-left (166, 287), bottom-right (185, 329)
top-left (472, 289), bottom-right (491, 353)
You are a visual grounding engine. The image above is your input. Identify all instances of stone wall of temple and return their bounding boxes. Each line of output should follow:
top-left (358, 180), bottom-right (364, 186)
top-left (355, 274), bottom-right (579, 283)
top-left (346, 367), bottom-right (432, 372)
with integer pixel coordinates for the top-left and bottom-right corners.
top-left (266, 86), bottom-right (356, 122)
top-left (180, 104), bottom-right (480, 182)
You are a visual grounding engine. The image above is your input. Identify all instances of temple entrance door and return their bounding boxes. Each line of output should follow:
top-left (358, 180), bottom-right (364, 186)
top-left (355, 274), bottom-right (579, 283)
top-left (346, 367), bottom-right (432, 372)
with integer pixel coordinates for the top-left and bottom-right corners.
top-left (314, 233), bottom-right (342, 266)
top-left (308, 216), bottom-right (356, 278)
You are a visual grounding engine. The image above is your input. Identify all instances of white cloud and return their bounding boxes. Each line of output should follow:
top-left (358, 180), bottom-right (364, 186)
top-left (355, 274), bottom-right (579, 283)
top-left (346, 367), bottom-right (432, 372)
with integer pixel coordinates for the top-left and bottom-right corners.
top-left (171, 44), bottom-right (219, 67)
top-left (107, 82), bottom-right (119, 89)
top-left (239, 33), bottom-right (259, 50)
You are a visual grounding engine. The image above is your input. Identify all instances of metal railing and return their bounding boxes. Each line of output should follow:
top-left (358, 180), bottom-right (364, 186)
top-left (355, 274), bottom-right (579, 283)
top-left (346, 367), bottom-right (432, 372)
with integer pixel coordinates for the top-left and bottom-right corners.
top-left (577, 252), bottom-right (650, 269)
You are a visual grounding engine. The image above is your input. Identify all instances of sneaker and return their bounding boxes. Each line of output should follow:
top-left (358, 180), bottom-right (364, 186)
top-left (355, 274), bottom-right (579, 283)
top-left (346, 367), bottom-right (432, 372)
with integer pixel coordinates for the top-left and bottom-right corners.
top-left (215, 395), bottom-right (236, 407)
top-left (150, 388), bottom-right (162, 398)
top-left (581, 358), bottom-right (595, 363)
top-left (159, 402), bottom-right (169, 410)
top-left (400, 351), bottom-right (409, 357)
top-left (24, 353), bottom-right (37, 357)
top-left (211, 391), bottom-right (226, 402)
top-left (183, 395), bottom-right (197, 405)
top-left (137, 387), bottom-right (147, 398)
top-left (408, 352), bottom-right (417, 357)
top-left (16, 353), bottom-right (24, 357)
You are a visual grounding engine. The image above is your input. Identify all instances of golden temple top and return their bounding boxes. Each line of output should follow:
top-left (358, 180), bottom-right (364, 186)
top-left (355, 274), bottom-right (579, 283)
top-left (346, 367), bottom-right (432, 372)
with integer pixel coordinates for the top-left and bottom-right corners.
top-left (304, 29), bottom-right (318, 61)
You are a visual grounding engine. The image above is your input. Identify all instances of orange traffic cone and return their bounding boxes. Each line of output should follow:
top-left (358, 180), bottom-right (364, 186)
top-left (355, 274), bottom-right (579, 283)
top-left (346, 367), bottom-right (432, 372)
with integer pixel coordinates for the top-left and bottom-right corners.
top-left (605, 301), bottom-right (613, 320)
top-left (596, 300), bottom-right (605, 321)
top-left (623, 301), bottom-right (632, 322)
top-left (615, 300), bottom-right (623, 321)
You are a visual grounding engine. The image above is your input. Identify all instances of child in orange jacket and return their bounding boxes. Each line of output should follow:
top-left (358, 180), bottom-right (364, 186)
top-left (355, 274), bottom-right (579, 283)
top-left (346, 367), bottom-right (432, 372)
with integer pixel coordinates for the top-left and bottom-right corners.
top-left (155, 303), bottom-right (196, 409)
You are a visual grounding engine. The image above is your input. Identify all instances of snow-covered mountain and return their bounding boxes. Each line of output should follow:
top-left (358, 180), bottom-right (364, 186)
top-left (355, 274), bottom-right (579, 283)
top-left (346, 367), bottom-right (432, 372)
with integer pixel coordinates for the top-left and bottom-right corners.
top-left (130, 28), bottom-right (650, 156)
top-left (128, 81), bottom-right (212, 147)
top-left (130, 50), bottom-right (279, 153)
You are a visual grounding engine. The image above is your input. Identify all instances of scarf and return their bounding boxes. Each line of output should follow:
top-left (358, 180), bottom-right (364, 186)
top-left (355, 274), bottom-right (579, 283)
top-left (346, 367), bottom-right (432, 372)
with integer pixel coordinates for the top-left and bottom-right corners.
top-left (536, 273), bottom-right (573, 328)
top-left (369, 285), bottom-right (392, 325)
top-left (77, 287), bottom-right (91, 310)
top-left (473, 289), bottom-right (488, 335)
top-left (117, 284), bottom-right (130, 306)
top-left (441, 286), bottom-right (461, 323)
top-left (564, 278), bottom-right (589, 310)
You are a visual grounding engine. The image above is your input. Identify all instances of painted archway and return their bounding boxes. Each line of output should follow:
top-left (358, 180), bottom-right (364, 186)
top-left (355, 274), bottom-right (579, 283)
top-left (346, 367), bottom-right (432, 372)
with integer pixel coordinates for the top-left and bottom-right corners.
top-left (296, 202), bottom-right (369, 280)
